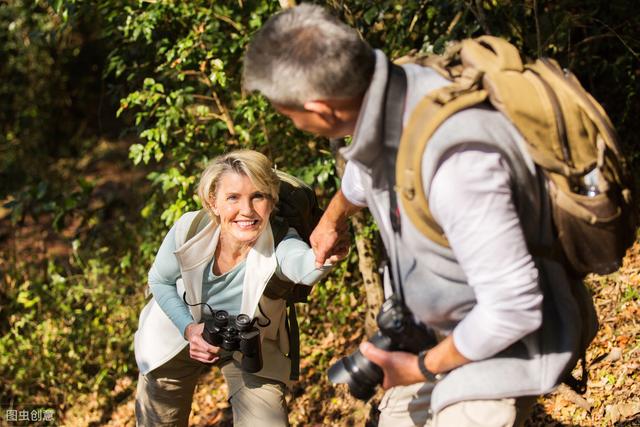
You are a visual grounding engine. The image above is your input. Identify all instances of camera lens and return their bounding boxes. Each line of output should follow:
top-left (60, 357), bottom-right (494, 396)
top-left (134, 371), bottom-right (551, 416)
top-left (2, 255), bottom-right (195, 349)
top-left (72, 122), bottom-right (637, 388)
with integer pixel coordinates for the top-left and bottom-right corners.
top-left (327, 296), bottom-right (437, 401)
top-left (327, 332), bottom-right (392, 401)
top-left (328, 350), bottom-right (383, 401)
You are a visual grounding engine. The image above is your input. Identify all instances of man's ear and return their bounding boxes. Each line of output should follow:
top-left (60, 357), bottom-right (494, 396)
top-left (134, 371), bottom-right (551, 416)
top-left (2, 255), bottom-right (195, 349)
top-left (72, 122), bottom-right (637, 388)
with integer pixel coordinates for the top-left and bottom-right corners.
top-left (303, 100), bottom-right (337, 124)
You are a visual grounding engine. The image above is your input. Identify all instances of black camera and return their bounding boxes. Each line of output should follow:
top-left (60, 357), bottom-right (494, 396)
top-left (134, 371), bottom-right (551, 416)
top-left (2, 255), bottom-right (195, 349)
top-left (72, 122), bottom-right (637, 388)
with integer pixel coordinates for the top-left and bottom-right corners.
top-left (202, 310), bottom-right (263, 373)
top-left (328, 295), bottom-right (437, 401)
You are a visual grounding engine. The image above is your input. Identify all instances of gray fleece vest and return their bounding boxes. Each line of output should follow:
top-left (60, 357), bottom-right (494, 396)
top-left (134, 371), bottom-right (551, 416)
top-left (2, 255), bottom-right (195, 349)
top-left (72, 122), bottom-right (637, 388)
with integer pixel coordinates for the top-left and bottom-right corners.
top-left (342, 50), bottom-right (598, 412)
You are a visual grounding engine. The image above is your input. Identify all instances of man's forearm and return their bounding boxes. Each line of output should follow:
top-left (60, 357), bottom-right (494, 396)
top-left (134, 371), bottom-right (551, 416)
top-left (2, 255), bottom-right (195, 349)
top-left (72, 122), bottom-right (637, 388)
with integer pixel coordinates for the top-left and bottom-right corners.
top-left (422, 335), bottom-right (471, 375)
top-left (322, 189), bottom-right (363, 228)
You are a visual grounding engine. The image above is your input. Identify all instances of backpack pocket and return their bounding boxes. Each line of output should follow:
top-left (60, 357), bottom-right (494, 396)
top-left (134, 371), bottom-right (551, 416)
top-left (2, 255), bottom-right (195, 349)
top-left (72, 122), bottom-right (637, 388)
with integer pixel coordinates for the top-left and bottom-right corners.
top-left (550, 183), bottom-right (636, 276)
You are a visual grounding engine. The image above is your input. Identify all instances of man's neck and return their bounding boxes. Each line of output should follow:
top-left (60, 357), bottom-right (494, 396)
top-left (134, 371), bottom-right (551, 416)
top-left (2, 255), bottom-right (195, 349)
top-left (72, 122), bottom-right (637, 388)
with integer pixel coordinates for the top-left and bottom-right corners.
top-left (327, 96), bottom-right (363, 137)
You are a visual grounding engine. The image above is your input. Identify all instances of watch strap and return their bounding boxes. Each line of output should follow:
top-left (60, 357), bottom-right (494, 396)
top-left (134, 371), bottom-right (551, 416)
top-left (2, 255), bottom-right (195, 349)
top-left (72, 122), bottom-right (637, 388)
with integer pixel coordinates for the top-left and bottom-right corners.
top-left (417, 349), bottom-right (438, 382)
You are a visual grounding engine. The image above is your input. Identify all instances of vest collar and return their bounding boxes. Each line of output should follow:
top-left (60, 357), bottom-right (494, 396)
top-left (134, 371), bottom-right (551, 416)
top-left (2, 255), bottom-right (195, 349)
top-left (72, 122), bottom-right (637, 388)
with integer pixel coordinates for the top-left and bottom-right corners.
top-left (173, 219), bottom-right (278, 319)
top-left (341, 49), bottom-right (389, 174)
top-left (240, 222), bottom-right (277, 316)
top-left (173, 220), bottom-right (219, 271)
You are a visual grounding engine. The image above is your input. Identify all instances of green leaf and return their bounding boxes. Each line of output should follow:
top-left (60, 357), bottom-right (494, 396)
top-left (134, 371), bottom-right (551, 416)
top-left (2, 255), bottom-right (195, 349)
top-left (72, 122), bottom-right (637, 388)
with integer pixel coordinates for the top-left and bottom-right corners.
top-left (17, 290), bottom-right (40, 308)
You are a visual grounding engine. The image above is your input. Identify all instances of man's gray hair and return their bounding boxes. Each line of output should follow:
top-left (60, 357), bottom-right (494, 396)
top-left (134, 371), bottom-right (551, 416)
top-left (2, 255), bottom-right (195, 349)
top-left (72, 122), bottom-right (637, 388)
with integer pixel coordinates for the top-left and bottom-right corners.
top-left (243, 4), bottom-right (375, 107)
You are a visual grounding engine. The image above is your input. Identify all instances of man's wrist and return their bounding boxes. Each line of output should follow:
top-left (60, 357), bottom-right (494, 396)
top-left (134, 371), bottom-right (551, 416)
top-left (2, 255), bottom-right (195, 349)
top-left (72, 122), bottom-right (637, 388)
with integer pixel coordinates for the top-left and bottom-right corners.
top-left (417, 350), bottom-right (439, 382)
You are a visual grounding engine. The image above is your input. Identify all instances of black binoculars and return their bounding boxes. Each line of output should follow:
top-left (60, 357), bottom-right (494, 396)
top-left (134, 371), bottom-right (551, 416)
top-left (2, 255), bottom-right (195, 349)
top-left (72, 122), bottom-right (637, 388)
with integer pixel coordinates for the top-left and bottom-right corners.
top-left (202, 310), bottom-right (263, 373)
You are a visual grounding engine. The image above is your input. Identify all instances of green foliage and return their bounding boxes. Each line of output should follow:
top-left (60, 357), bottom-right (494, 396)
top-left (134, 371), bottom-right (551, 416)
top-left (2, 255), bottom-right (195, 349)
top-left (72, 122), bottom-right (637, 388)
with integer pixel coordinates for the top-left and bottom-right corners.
top-left (621, 284), bottom-right (640, 303)
top-left (107, 0), bottom-right (330, 227)
top-left (338, 0), bottom-right (639, 153)
top-left (0, 243), bottom-right (145, 408)
top-left (6, 177), bottom-right (96, 233)
top-left (0, 0), bottom-right (638, 422)
top-left (0, 0), bottom-right (109, 198)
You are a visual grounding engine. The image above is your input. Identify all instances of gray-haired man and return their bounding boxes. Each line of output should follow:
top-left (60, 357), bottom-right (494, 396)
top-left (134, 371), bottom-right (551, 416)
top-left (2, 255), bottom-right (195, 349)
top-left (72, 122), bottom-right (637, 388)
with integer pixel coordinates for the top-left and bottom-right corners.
top-left (243, 4), bottom-right (597, 426)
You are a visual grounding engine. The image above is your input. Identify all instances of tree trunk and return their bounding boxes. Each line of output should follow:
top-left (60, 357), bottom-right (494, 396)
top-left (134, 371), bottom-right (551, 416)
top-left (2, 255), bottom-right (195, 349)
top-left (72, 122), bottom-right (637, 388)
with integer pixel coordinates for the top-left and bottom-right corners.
top-left (330, 139), bottom-right (384, 337)
top-left (351, 211), bottom-right (385, 337)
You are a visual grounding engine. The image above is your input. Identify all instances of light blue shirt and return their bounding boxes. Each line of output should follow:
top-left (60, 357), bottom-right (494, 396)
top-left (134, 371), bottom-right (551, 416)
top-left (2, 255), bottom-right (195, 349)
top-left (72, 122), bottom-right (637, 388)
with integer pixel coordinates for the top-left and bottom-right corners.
top-left (148, 225), bottom-right (330, 337)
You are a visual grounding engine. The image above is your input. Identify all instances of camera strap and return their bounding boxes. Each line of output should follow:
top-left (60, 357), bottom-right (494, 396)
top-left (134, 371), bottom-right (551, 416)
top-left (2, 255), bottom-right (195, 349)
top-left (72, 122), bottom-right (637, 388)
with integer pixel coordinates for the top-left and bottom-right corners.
top-left (381, 61), bottom-right (408, 301)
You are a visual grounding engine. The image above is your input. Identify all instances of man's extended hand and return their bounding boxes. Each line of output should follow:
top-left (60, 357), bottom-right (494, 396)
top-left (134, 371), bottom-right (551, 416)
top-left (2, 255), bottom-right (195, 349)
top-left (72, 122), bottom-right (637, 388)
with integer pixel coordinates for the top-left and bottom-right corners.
top-left (310, 215), bottom-right (350, 267)
top-left (310, 189), bottom-right (362, 267)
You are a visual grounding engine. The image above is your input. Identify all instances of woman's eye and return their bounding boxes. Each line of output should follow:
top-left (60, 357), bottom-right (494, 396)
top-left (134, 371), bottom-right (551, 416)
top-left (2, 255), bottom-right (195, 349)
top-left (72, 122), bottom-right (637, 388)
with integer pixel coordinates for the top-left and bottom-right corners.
top-left (252, 193), bottom-right (265, 200)
top-left (227, 195), bottom-right (238, 201)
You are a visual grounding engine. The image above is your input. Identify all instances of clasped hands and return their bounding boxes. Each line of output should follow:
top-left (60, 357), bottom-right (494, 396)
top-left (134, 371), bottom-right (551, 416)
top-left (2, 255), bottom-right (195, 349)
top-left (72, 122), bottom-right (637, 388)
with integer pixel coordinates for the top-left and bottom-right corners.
top-left (309, 214), bottom-right (352, 268)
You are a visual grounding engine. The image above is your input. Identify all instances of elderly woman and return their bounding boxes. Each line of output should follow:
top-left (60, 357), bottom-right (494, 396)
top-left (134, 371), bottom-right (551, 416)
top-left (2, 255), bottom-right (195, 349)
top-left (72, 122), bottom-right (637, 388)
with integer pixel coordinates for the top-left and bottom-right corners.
top-left (134, 150), bottom-right (344, 426)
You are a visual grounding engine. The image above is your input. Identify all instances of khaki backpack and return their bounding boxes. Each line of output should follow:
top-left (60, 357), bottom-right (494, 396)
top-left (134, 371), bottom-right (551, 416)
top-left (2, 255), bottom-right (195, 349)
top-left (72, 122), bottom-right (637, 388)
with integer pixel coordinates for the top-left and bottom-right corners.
top-left (184, 169), bottom-right (323, 380)
top-left (395, 36), bottom-right (637, 277)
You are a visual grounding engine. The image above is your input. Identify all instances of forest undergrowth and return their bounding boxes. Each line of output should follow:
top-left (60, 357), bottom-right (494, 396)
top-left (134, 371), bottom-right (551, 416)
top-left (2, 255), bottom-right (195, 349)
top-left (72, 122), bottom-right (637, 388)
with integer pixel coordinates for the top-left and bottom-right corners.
top-left (69, 246), bottom-right (640, 427)
top-left (2, 139), bottom-right (638, 427)
top-left (2, 1), bottom-right (639, 426)
top-left (94, 248), bottom-right (640, 427)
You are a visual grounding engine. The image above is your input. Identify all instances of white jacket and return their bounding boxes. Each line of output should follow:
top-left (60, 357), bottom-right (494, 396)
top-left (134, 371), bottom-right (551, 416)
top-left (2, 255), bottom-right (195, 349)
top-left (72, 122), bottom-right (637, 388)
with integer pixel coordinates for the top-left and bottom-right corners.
top-left (134, 211), bottom-right (294, 388)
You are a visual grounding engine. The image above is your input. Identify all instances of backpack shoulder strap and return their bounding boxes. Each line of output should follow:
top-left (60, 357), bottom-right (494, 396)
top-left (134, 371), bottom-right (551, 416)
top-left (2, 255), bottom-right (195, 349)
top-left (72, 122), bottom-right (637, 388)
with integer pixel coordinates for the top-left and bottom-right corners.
top-left (285, 303), bottom-right (301, 381)
top-left (270, 216), bottom-right (289, 247)
top-left (263, 217), bottom-right (309, 381)
top-left (395, 36), bottom-right (524, 247)
top-left (396, 86), bottom-right (489, 247)
top-left (263, 217), bottom-right (293, 300)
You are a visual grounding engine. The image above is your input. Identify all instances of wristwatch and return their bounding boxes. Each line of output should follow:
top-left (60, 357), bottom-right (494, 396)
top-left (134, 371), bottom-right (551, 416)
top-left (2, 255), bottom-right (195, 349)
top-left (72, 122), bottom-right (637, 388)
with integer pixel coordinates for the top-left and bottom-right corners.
top-left (417, 350), bottom-right (439, 382)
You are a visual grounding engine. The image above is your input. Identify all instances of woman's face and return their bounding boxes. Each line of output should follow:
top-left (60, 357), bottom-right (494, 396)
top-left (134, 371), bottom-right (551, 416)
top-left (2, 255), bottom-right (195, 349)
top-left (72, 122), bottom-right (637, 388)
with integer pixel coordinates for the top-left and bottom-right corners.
top-left (211, 172), bottom-right (273, 247)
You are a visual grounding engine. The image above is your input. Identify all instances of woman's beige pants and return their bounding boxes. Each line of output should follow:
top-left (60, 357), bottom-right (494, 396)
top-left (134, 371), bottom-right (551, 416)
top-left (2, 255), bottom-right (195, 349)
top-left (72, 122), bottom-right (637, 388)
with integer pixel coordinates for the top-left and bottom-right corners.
top-left (135, 347), bottom-right (288, 427)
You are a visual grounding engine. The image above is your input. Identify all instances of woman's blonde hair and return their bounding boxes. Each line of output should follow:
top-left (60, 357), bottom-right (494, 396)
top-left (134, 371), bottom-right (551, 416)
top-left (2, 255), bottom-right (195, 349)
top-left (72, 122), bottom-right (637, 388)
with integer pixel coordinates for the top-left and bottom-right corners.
top-left (197, 150), bottom-right (280, 220)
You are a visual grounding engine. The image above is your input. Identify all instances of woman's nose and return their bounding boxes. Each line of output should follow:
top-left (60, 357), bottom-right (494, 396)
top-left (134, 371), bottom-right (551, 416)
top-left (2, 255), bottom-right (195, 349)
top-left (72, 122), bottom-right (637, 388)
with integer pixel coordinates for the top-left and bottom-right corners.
top-left (239, 198), bottom-right (254, 214)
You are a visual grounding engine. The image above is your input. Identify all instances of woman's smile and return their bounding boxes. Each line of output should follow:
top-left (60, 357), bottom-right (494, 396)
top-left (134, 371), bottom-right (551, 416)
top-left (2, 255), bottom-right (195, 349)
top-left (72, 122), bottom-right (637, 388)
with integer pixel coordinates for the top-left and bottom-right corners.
top-left (234, 219), bottom-right (259, 228)
top-left (212, 172), bottom-right (273, 248)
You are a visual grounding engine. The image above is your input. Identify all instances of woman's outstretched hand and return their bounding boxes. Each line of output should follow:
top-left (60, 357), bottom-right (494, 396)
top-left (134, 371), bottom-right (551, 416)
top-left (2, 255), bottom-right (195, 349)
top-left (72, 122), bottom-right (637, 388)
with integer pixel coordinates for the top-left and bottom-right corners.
top-left (184, 322), bottom-right (221, 363)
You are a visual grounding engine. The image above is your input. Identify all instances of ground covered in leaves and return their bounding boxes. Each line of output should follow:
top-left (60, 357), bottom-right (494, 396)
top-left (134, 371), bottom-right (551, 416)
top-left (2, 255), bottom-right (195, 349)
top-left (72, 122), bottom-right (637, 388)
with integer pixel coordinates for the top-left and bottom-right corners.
top-left (86, 245), bottom-right (640, 427)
